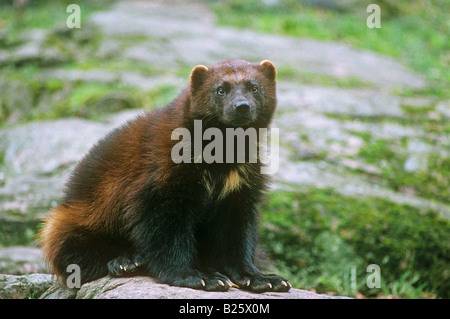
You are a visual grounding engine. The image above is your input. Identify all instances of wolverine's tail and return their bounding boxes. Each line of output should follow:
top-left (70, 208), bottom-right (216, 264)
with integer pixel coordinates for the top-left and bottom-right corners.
top-left (39, 204), bottom-right (123, 285)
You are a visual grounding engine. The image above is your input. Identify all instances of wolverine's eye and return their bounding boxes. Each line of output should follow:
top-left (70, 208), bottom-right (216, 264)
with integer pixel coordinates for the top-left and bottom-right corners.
top-left (216, 87), bottom-right (225, 96)
top-left (251, 85), bottom-right (259, 94)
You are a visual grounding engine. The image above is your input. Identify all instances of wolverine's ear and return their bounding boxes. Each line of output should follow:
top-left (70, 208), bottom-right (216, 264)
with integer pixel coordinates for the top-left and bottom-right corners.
top-left (259, 60), bottom-right (276, 81)
top-left (190, 65), bottom-right (209, 91)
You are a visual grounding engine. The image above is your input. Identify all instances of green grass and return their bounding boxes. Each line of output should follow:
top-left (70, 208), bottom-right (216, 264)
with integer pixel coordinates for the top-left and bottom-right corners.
top-left (260, 189), bottom-right (450, 298)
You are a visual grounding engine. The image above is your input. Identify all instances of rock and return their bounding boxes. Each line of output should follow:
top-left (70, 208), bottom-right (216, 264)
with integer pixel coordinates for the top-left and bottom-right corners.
top-left (95, 39), bottom-right (122, 59)
top-left (0, 111), bottom-right (140, 180)
top-left (436, 100), bottom-right (450, 119)
top-left (0, 247), bottom-right (48, 275)
top-left (0, 274), bottom-right (54, 299)
top-left (0, 51), bottom-right (9, 66)
top-left (41, 276), bottom-right (347, 299)
top-left (41, 68), bottom-right (118, 84)
top-left (403, 139), bottom-right (431, 172)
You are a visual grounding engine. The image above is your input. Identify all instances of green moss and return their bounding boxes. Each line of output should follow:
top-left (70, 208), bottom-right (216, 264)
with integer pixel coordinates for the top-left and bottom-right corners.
top-left (358, 138), bottom-right (397, 166)
top-left (0, 218), bottom-right (42, 247)
top-left (0, 149), bottom-right (5, 166)
top-left (260, 189), bottom-right (450, 298)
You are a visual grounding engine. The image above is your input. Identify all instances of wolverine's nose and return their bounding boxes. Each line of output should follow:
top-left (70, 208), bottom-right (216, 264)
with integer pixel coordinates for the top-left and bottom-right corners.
top-left (234, 101), bottom-right (250, 114)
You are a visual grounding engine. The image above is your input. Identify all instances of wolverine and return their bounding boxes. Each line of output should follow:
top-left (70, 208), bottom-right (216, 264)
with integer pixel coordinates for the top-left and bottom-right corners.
top-left (40, 59), bottom-right (291, 292)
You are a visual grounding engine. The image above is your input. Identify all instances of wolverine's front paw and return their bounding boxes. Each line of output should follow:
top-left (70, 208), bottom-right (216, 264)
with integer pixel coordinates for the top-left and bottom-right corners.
top-left (161, 270), bottom-right (233, 292)
top-left (232, 273), bottom-right (292, 293)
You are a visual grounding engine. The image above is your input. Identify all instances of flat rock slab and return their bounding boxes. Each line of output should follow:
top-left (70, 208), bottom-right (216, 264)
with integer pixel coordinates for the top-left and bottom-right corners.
top-left (0, 273), bottom-right (54, 299)
top-left (41, 276), bottom-right (347, 299)
top-left (0, 247), bottom-right (48, 275)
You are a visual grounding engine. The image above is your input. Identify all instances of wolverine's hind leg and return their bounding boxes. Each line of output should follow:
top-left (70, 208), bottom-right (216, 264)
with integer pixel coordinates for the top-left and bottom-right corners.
top-left (40, 205), bottom-right (129, 285)
top-left (56, 233), bottom-right (126, 284)
top-left (107, 253), bottom-right (147, 277)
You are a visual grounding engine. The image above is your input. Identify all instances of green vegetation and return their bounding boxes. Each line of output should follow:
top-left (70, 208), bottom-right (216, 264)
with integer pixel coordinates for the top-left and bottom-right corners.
top-left (0, 219), bottom-right (41, 247)
top-left (260, 189), bottom-right (450, 298)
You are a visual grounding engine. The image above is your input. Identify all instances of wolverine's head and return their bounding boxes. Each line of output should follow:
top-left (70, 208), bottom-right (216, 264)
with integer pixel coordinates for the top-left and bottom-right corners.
top-left (189, 59), bottom-right (277, 128)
